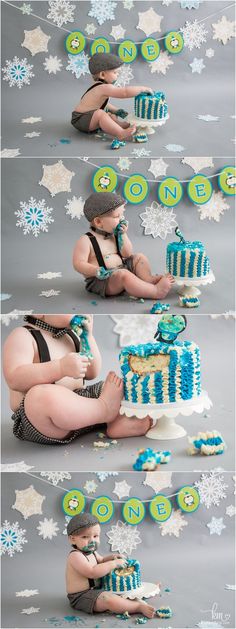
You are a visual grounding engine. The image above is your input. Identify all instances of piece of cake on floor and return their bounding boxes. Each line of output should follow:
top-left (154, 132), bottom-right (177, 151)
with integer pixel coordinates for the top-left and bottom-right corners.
top-left (119, 314), bottom-right (202, 405)
top-left (101, 559), bottom-right (141, 593)
top-left (166, 227), bottom-right (211, 279)
top-left (134, 91), bottom-right (168, 121)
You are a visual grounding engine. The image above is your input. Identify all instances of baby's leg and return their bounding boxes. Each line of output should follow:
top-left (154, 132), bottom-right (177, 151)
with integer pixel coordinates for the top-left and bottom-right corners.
top-left (24, 372), bottom-right (123, 439)
top-left (94, 592), bottom-right (155, 618)
top-left (107, 413), bottom-right (151, 439)
top-left (108, 112), bottom-right (130, 129)
top-left (89, 109), bottom-right (136, 140)
top-left (106, 269), bottom-right (173, 299)
top-left (133, 254), bottom-right (175, 290)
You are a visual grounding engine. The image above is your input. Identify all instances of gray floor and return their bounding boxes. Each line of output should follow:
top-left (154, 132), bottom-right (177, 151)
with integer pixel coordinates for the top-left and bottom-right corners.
top-left (1, 314), bottom-right (235, 472)
top-left (1, 1), bottom-right (235, 157)
top-left (1, 157), bottom-right (235, 314)
top-left (1, 471), bottom-right (235, 628)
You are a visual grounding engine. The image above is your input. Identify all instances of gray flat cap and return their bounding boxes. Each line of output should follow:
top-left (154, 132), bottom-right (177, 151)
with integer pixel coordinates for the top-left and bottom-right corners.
top-left (84, 192), bottom-right (125, 222)
top-left (89, 52), bottom-right (123, 75)
top-left (67, 513), bottom-right (99, 536)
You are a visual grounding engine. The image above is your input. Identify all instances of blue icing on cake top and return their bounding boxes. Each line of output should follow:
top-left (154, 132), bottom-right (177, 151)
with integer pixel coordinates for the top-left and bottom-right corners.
top-left (119, 339), bottom-right (187, 360)
top-left (167, 240), bottom-right (205, 252)
top-left (135, 91), bottom-right (166, 102)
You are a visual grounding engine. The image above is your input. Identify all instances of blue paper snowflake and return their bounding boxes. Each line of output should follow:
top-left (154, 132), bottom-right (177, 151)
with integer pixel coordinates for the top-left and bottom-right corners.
top-left (180, 0), bottom-right (203, 8)
top-left (0, 520), bottom-right (27, 557)
top-left (88, 0), bottom-right (117, 25)
top-left (15, 197), bottom-right (54, 237)
top-left (66, 52), bottom-right (90, 79)
top-left (2, 56), bottom-right (34, 88)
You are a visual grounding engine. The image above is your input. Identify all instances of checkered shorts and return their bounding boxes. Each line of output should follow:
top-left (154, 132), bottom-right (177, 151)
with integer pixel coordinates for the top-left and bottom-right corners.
top-left (11, 381), bottom-right (104, 446)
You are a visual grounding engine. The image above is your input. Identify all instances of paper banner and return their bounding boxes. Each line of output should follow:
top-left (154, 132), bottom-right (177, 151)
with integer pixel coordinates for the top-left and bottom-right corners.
top-left (91, 496), bottom-right (114, 523)
top-left (62, 489), bottom-right (86, 516)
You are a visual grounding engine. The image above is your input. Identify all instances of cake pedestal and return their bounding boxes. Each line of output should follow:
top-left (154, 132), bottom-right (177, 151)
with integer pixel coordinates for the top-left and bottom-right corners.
top-left (120, 582), bottom-right (160, 601)
top-left (174, 270), bottom-right (215, 305)
top-left (120, 391), bottom-right (212, 440)
top-left (127, 113), bottom-right (169, 135)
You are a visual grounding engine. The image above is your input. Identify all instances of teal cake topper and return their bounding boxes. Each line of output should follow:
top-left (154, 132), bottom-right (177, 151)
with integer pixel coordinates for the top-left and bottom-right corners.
top-left (70, 315), bottom-right (93, 359)
top-left (175, 226), bottom-right (186, 243)
top-left (154, 314), bottom-right (187, 343)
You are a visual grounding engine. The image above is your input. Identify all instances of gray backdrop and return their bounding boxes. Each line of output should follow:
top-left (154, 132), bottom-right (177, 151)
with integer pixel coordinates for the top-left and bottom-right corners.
top-left (1, 314), bottom-right (235, 472)
top-left (1, 1), bottom-right (235, 157)
top-left (1, 471), bottom-right (235, 628)
top-left (1, 157), bottom-right (235, 314)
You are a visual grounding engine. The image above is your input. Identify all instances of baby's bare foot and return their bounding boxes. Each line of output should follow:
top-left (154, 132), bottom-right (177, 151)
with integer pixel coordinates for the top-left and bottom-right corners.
top-left (99, 372), bottom-right (123, 423)
top-left (137, 602), bottom-right (155, 619)
top-left (120, 125), bottom-right (136, 140)
top-left (153, 276), bottom-right (174, 299)
top-left (151, 274), bottom-right (163, 284)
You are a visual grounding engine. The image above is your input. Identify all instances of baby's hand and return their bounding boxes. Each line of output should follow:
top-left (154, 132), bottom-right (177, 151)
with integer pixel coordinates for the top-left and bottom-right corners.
top-left (119, 219), bottom-right (129, 233)
top-left (113, 558), bottom-right (127, 569)
top-left (141, 86), bottom-right (154, 94)
top-left (60, 353), bottom-right (89, 379)
top-left (82, 315), bottom-right (93, 335)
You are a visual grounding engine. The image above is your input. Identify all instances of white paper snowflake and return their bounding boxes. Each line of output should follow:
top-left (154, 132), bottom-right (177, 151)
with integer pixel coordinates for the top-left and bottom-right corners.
top-left (117, 157), bottom-right (132, 171)
top-left (116, 64), bottom-right (134, 87)
top-left (226, 505), bottom-right (236, 517)
top-left (1, 461), bottom-right (34, 473)
top-left (110, 24), bottom-right (126, 40)
top-left (195, 472), bottom-right (228, 509)
top-left (21, 116), bottom-right (42, 124)
top-left (22, 27), bottom-right (50, 56)
top-left (21, 607), bottom-right (40, 614)
top-left (85, 23), bottom-right (97, 35)
top-left (140, 202), bottom-right (177, 240)
top-left (47, 0), bottom-right (75, 27)
top-left (65, 196), bottom-right (84, 220)
top-left (113, 481), bottom-right (131, 499)
top-left (165, 144), bottom-right (185, 152)
top-left (159, 509), bottom-right (188, 538)
top-left (182, 156), bottom-right (214, 173)
top-left (24, 132), bottom-right (41, 138)
top-left (180, 0), bottom-right (203, 8)
top-left (197, 191), bottom-right (230, 222)
top-left (197, 114), bottom-right (219, 121)
top-left (1, 148), bottom-right (20, 157)
top-left (83, 480), bottom-right (98, 494)
top-left (106, 520), bottom-right (141, 556)
top-left (111, 314), bottom-right (160, 346)
top-left (233, 476), bottom-right (236, 495)
top-left (39, 289), bottom-right (61, 297)
top-left (162, 0), bottom-right (174, 4)
top-left (0, 520), bottom-right (27, 557)
top-left (88, 0), bottom-right (117, 25)
top-left (137, 8), bottom-right (163, 37)
top-left (225, 584), bottom-right (236, 590)
top-left (66, 52), bottom-right (90, 79)
top-left (20, 3), bottom-right (33, 14)
top-left (2, 56), bottom-right (34, 88)
top-left (37, 518), bottom-right (59, 540)
top-left (16, 589), bottom-right (39, 597)
top-left (148, 158), bottom-right (169, 179)
top-left (132, 148), bottom-right (151, 158)
top-left (43, 55), bottom-right (63, 75)
top-left (212, 16), bottom-right (236, 45)
top-left (95, 472), bottom-right (119, 482)
top-left (1, 310), bottom-right (33, 327)
top-left (12, 486), bottom-right (45, 520)
top-left (40, 472), bottom-right (71, 486)
top-left (205, 48), bottom-right (215, 58)
top-left (63, 515), bottom-right (72, 535)
top-left (123, 0), bottom-right (134, 9)
top-left (197, 622), bottom-right (224, 628)
top-left (189, 57), bottom-right (205, 74)
top-left (207, 516), bottom-right (226, 536)
top-left (149, 51), bottom-right (173, 75)
top-left (15, 197), bottom-right (54, 237)
top-left (37, 272), bottom-right (62, 279)
top-left (181, 20), bottom-right (208, 50)
top-left (39, 161), bottom-right (75, 197)
top-left (143, 471), bottom-right (173, 493)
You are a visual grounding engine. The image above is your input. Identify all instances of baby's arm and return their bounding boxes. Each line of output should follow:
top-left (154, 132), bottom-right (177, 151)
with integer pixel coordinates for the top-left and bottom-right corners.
top-left (73, 235), bottom-right (99, 277)
top-left (96, 552), bottom-right (125, 563)
top-left (102, 84), bottom-right (153, 100)
top-left (119, 232), bottom-right (133, 258)
top-left (3, 328), bottom-right (89, 392)
top-left (82, 315), bottom-right (102, 379)
top-left (69, 552), bottom-right (126, 579)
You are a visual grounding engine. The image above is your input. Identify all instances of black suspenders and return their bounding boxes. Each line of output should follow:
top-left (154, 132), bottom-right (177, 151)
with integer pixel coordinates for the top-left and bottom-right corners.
top-left (86, 232), bottom-right (123, 270)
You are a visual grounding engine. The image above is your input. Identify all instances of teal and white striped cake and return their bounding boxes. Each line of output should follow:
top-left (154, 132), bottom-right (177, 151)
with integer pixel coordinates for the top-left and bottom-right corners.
top-left (134, 91), bottom-right (168, 120)
top-left (101, 559), bottom-right (141, 592)
top-left (166, 240), bottom-right (210, 279)
top-left (120, 339), bottom-right (201, 404)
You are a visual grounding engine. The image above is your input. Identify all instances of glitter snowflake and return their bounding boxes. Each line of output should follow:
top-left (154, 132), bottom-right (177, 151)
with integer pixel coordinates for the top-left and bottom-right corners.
top-left (39, 161), bottom-right (75, 196)
top-left (159, 509), bottom-right (188, 538)
top-left (44, 55), bottom-right (63, 75)
top-left (65, 196), bottom-right (84, 220)
top-left (22, 27), bottom-right (50, 56)
top-left (143, 471), bottom-right (173, 493)
top-left (197, 191), bottom-right (230, 222)
top-left (197, 114), bottom-right (219, 121)
top-left (162, 0), bottom-right (174, 4)
top-left (225, 584), bottom-right (236, 590)
top-left (149, 51), bottom-right (173, 75)
top-left (226, 505), bottom-right (236, 517)
top-left (1, 461), bottom-right (34, 473)
top-left (106, 520), bottom-right (141, 556)
top-left (182, 156), bottom-right (214, 173)
top-left (83, 480), bottom-right (98, 494)
top-left (207, 516), bottom-right (226, 536)
top-left (189, 57), bottom-right (205, 74)
top-left (137, 8), bottom-right (163, 37)
top-left (1, 310), bottom-right (33, 327)
top-left (113, 480), bottom-right (131, 499)
top-left (24, 131), bottom-right (41, 138)
top-left (116, 64), bottom-right (134, 87)
top-left (195, 472), bottom-right (228, 509)
top-left (212, 16), bottom-right (236, 45)
top-left (95, 471), bottom-right (119, 482)
top-left (117, 157), bottom-right (132, 171)
top-left (15, 197), bottom-right (54, 237)
top-left (21, 607), bottom-right (40, 614)
top-left (0, 520), bottom-right (27, 557)
top-left (123, 0), bottom-right (134, 9)
top-left (132, 148), bottom-right (151, 157)
top-left (148, 158), bottom-right (169, 178)
top-left (140, 202), bottom-right (177, 240)
top-left (39, 289), bottom-right (60, 297)
top-left (181, 20), bottom-right (208, 50)
top-left (111, 314), bottom-right (161, 346)
top-left (110, 24), bottom-right (126, 40)
top-left (12, 485), bottom-right (45, 520)
top-left (165, 144), bottom-right (185, 152)
top-left (2, 56), bottom-right (34, 88)
top-left (40, 472), bottom-right (72, 486)
top-left (22, 116), bottom-right (42, 124)
top-left (88, 0), bottom-right (117, 26)
top-left (196, 622), bottom-right (224, 628)
top-left (66, 52), bottom-right (90, 79)
top-left (180, 0), bottom-right (203, 8)
top-left (85, 23), bottom-right (97, 34)
top-left (37, 518), bottom-right (59, 540)
top-left (47, 0), bottom-right (75, 27)
top-left (16, 589), bottom-right (39, 597)
top-left (20, 3), bottom-right (33, 14)
top-left (37, 271), bottom-right (62, 279)
top-left (205, 48), bottom-right (215, 58)
top-left (1, 148), bottom-right (20, 157)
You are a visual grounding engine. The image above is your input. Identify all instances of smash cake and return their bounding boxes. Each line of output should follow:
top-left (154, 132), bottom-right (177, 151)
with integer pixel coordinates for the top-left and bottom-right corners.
top-left (101, 559), bottom-right (141, 593)
top-left (166, 227), bottom-right (211, 279)
top-left (119, 315), bottom-right (201, 405)
top-left (134, 91), bottom-right (168, 121)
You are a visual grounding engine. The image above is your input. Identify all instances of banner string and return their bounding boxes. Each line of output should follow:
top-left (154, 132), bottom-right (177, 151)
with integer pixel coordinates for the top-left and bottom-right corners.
top-left (3, 0), bottom-right (235, 44)
top-left (77, 156), bottom-right (231, 184)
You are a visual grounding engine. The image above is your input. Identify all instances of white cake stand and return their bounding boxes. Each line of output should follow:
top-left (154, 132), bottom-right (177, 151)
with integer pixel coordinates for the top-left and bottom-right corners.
top-left (120, 391), bottom-right (212, 440)
top-left (174, 270), bottom-right (215, 305)
top-left (127, 113), bottom-right (169, 135)
top-left (120, 582), bottom-right (160, 601)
